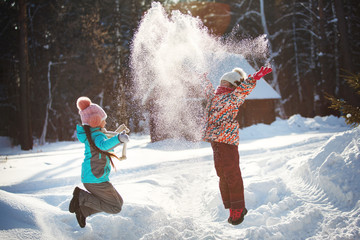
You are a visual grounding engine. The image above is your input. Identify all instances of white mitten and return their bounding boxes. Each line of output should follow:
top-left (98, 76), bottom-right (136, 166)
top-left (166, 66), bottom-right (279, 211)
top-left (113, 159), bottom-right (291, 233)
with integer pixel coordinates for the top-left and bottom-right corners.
top-left (118, 130), bottom-right (129, 143)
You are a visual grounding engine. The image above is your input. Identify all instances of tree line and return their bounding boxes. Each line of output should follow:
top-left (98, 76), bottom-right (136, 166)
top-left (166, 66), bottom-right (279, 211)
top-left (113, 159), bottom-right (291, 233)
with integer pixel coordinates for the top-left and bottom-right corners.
top-left (0, 0), bottom-right (359, 149)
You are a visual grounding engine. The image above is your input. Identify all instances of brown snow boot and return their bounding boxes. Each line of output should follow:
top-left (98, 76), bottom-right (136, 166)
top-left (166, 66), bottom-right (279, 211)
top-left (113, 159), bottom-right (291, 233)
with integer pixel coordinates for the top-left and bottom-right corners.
top-left (75, 208), bottom-right (86, 228)
top-left (69, 187), bottom-right (81, 213)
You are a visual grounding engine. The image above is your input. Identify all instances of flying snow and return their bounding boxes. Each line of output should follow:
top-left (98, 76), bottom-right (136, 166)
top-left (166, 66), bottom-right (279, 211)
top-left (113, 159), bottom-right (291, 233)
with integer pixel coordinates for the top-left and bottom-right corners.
top-left (130, 2), bottom-right (269, 141)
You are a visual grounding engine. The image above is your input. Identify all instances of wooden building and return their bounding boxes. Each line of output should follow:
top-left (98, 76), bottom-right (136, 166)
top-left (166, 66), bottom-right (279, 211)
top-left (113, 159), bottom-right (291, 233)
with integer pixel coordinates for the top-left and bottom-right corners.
top-left (236, 82), bottom-right (281, 128)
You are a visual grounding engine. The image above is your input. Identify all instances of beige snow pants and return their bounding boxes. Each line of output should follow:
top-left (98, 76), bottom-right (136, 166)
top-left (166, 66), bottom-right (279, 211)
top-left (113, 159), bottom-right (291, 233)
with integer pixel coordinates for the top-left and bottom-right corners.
top-left (79, 181), bottom-right (123, 218)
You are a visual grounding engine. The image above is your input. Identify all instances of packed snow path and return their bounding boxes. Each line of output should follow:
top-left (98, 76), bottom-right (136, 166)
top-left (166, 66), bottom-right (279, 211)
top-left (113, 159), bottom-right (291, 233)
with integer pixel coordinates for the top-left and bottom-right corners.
top-left (0, 115), bottom-right (359, 239)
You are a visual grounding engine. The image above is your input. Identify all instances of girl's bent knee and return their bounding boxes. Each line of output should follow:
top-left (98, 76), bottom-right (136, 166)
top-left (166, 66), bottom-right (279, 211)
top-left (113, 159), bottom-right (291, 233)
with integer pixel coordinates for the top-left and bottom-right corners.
top-left (112, 200), bottom-right (123, 214)
top-left (113, 206), bottom-right (122, 214)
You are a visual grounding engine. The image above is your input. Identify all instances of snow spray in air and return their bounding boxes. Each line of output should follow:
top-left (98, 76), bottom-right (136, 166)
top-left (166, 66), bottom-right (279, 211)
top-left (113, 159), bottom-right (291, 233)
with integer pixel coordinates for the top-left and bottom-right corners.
top-left (130, 2), bottom-right (269, 142)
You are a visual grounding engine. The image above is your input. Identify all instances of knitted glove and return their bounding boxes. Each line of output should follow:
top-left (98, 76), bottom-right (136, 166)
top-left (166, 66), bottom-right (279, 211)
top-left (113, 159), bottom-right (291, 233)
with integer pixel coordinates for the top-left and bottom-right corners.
top-left (118, 130), bottom-right (129, 143)
top-left (252, 66), bottom-right (272, 80)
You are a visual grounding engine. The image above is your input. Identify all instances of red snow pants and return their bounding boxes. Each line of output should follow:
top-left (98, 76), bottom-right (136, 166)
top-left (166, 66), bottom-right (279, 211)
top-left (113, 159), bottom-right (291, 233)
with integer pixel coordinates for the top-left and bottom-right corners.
top-left (211, 141), bottom-right (245, 209)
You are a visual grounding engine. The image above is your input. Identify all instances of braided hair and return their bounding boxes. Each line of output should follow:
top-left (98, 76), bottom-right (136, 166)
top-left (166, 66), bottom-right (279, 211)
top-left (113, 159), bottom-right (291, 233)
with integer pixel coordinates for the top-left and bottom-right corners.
top-left (83, 125), bottom-right (118, 169)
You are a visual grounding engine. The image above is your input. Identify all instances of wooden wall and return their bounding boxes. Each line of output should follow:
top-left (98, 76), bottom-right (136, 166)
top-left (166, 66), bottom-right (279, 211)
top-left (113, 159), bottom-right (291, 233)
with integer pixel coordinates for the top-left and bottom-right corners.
top-left (237, 99), bottom-right (277, 128)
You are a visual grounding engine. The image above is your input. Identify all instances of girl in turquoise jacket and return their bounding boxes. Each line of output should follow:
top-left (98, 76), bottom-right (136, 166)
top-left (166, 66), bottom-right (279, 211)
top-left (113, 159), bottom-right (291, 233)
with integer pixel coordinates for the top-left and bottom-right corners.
top-left (69, 96), bottom-right (129, 228)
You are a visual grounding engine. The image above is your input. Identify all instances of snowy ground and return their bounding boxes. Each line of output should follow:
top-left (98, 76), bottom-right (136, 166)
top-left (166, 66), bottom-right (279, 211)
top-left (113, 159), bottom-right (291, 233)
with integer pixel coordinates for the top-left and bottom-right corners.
top-left (0, 115), bottom-right (359, 240)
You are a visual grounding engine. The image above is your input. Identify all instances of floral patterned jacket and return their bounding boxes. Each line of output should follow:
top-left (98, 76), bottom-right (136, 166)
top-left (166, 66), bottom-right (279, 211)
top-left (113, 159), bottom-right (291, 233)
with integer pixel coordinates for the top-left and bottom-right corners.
top-left (202, 77), bottom-right (256, 145)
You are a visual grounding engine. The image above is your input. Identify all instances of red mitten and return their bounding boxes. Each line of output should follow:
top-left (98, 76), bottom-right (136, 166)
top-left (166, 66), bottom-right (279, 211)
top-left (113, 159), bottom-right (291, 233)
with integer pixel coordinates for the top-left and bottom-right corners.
top-left (252, 66), bottom-right (272, 80)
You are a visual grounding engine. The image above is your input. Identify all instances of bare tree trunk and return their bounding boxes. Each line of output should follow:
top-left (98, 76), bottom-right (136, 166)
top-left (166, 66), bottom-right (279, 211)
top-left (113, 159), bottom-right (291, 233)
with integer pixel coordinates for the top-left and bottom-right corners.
top-left (317, 0), bottom-right (331, 115)
top-left (18, 0), bottom-right (32, 150)
top-left (331, 2), bottom-right (340, 95)
top-left (115, 0), bottom-right (129, 128)
top-left (39, 61), bottom-right (53, 145)
top-left (334, 0), bottom-right (352, 73)
top-left (259, 0), bottom-right (285, 118)
top-left (40, 61), bottom-right (66, 145)
top-left (291, 0), bottom-right (302, 103)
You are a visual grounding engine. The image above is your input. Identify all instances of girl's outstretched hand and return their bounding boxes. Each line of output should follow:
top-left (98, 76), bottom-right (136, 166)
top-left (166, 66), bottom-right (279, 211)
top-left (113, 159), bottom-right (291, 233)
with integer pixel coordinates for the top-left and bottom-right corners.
top-left (118, 131), bottom-right (129, 143)
top-left (252, 66), bottom-right (272, 80)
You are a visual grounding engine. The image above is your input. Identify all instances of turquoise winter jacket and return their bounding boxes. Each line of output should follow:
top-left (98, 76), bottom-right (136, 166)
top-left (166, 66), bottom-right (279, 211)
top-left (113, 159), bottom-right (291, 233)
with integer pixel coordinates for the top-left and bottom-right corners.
top-left (76, 125), bottom-right (122, 183)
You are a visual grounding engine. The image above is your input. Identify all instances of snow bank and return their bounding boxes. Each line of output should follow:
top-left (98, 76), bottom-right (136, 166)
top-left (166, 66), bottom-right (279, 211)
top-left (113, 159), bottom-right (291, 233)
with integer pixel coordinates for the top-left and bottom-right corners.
top-left (0, 137), bottom-right (12, 148)
top-left (300, 126), bottom-right (360, 209)
top-left (0, 115), bottom-right (359, 239)
top-left (240, 114), bottom-right (349, 140)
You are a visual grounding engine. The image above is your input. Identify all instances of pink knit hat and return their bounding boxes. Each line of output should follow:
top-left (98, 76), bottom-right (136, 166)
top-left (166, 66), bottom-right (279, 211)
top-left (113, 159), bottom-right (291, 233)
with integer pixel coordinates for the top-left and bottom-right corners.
top-left (76, 96), bottom-right (107, 127)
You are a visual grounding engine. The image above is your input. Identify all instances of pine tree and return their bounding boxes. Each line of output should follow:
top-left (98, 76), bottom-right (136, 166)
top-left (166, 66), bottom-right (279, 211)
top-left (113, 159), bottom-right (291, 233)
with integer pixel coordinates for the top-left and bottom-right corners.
top-left (325, 73), bottom-right (360, 127)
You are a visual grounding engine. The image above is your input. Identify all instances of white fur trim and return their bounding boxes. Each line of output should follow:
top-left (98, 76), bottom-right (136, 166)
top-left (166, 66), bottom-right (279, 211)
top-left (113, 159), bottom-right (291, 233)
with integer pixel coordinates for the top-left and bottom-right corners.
top-left (220, 67), bottom-right (247, 86)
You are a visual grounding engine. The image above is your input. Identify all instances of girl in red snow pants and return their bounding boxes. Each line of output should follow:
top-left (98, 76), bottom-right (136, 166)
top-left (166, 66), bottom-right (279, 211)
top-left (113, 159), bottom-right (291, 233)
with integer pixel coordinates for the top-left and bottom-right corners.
top-left (202, 66), bottom-right (272, 224)
top-left (211, 141), bottom-right (245, 210)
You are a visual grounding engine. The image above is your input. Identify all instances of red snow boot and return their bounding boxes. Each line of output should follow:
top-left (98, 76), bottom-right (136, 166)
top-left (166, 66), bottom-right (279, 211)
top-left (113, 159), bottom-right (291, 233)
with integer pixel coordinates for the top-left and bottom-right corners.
top-left (229, 208), bottom-right (247, 225)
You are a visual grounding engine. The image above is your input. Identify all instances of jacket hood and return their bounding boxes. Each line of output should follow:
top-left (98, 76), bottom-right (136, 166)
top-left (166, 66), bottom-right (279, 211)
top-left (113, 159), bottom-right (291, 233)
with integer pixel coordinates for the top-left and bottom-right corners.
top-left (76, 125), bottom-right (101, 143)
